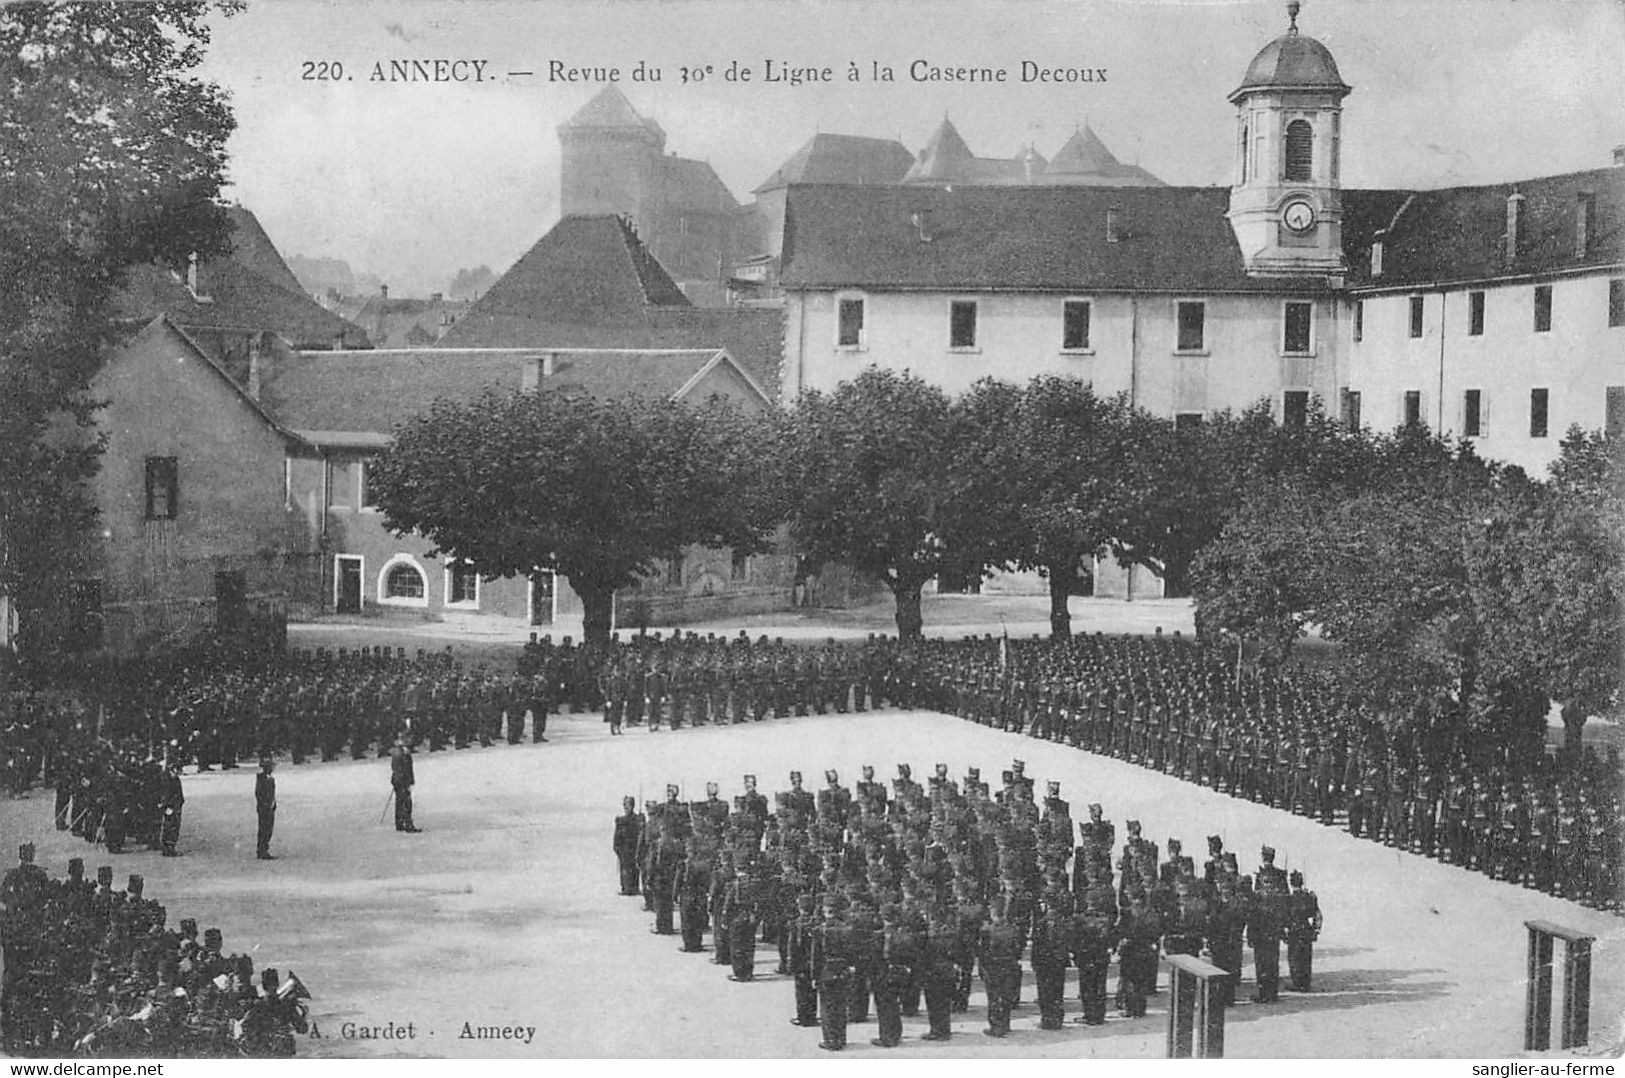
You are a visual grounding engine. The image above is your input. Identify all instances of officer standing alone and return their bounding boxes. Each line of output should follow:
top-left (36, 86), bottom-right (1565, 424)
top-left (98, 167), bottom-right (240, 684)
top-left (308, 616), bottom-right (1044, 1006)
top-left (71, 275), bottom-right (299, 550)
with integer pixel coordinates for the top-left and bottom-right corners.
top-left (255, 758), bottom-right (276, 860)
top-left (391, 738), bottom-right (421, 832)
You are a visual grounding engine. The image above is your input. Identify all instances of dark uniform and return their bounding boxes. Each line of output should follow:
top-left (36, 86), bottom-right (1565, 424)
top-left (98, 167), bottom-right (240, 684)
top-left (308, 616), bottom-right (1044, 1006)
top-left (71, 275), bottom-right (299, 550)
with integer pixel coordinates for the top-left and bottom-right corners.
top-left (255, 760), bottom-right (276, 860)
top-left (390, 741), bottom-right (419, 832)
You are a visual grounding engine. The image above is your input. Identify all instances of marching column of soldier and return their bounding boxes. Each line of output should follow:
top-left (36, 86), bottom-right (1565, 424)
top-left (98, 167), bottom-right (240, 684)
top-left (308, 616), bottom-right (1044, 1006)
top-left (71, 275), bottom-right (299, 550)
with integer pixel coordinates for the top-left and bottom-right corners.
top-left (613, 762), bottom-right (1324, 1048)
top-left (0, 843), bottom-right (312, 1057)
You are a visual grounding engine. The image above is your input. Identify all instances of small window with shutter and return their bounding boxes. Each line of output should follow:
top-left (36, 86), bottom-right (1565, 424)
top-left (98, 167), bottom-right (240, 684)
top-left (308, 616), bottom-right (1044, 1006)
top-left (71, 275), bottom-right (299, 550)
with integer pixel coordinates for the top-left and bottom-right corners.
top-left (1284, 119), bottom-right (1314, 181)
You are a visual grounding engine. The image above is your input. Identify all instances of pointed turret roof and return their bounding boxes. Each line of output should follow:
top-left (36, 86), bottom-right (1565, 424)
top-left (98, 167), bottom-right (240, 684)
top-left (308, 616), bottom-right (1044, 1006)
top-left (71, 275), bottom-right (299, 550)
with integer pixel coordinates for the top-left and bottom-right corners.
top-left (902, 118), bottom-right (978, 183)
top-left (1048, 124), bottom-right (1123, 174)
top-left (1042, 124), bottom-right (1164, 186)
top-left (559, 85), bottom-right (665, 142)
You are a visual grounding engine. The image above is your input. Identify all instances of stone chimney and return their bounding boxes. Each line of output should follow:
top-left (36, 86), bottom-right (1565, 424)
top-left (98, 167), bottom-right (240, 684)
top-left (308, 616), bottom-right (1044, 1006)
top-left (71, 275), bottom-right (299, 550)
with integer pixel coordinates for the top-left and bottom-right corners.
top-left (380, 283), bottom-right (389, 299)
top-left (1106, 206), bottom-right (1122, 244)
top-left (1505, 192), bottom-right (1524, 266)
top-left (1613, 144), bottom-right (1624, 167)
top-left (1370, 232), bottom-right (1384, 278)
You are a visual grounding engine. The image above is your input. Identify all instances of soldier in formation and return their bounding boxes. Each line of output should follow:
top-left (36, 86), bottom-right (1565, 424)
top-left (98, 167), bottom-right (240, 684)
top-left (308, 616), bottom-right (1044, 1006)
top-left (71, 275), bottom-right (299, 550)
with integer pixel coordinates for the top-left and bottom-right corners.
top-left (615, 761), bottom-right (1322, 1047)
top-left (0, 845), bottom-right (312, 1057)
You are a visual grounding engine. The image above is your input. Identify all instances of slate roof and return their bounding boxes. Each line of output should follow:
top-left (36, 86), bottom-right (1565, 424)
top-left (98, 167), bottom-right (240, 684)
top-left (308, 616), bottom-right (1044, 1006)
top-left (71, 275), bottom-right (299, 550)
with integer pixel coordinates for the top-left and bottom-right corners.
top-left (1345, 167), bottom-right (1624, 289)
top-left (779, 183), bottom-right (1324, 293)
top-left (351, 294), bottom-right (472, 348)
top-left (112, 206), bottom-right (371, 350)
top-left (448, 216), bottom-right (690, 329)
top-left (658, 155), bottom-right (740, 214)
top-left (559, 85), bottom-right (666, 144)
top-left (1232, 30), bottom-right (1350, 101)
top-left (753, 133), bottom-right (916, 193)
top-left (438, 214), bottom-right (782, 394)
top-left (1044, 126), bottom-right (1164, 186)
top-left (260, 347), bottom-right (754, 438)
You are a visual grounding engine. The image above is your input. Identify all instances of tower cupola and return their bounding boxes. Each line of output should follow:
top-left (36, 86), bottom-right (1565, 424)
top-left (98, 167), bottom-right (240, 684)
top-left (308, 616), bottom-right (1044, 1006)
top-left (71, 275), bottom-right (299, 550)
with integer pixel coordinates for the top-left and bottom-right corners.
top-left (1226, 2), bottom-right (1352, 277)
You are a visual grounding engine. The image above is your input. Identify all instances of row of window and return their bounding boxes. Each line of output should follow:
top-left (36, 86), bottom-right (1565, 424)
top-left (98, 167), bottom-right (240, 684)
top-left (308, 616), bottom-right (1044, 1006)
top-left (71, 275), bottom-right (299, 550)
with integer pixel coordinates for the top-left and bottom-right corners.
top-left (1356, 278), bottom-right (1625, 342)
top-left (1334, 386), bottom-right (1617, 438)
top-left (836, 297), bottom-right (1318, 355)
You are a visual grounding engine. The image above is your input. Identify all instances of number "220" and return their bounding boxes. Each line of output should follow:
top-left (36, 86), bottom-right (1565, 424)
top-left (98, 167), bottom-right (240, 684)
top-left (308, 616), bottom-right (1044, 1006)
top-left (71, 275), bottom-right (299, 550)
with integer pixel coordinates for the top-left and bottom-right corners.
top-left (302, 61), bottom-right (345, 80)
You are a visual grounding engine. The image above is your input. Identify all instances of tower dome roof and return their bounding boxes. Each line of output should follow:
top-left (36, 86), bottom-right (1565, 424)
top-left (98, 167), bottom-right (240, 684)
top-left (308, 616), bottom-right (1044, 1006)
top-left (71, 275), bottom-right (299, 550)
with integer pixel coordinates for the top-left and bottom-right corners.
top-left (1229, 4), bottom-right (1350, 102)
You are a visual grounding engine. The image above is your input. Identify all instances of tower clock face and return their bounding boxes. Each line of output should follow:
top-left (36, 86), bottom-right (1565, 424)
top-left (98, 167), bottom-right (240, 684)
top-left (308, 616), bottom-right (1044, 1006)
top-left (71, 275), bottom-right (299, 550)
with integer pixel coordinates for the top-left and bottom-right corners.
top-left (1282, 199), bottom-right (1317, 233)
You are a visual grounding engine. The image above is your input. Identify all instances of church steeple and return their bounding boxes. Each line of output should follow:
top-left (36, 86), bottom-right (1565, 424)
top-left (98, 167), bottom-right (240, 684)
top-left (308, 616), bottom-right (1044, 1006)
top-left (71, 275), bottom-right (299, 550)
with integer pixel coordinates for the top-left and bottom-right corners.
top-left (1226, 3), bottom-right (1351, 276)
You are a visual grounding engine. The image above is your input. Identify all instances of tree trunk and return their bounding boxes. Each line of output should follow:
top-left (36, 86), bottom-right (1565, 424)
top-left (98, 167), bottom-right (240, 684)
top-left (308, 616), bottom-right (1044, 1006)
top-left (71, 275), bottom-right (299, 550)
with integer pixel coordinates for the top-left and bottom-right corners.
top-left (1046, 559), bottom-right (1075, 639)
top-left (577, 580), bottom-right (616, 648)
top-left (892, 580), bottom-right (925, 640)
top-left (1561, 702), bottom-right (1587, 757)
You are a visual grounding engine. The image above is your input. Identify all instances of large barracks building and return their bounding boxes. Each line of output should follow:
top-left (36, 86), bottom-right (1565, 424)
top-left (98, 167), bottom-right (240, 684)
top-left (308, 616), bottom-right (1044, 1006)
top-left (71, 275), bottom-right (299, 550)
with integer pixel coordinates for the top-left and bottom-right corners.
top-left (15, 7), bottom-right (1620, 652)
top-left (772, 10), bottom-right (1623, 483)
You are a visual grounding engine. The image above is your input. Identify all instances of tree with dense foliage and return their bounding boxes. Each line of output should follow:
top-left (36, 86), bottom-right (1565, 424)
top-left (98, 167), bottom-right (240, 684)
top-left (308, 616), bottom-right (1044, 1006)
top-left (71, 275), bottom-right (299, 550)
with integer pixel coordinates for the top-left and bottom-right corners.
top-left (778, 368), bottom-right (969, 639)
top-left (367, 391), bottom-right (778, 645)
top-left (958, 376), bottom-right (1137, 638)
top-left (1, 2), bottom-right (237, 658)
top-left (1482, 428), bottom-right (1624, 752)
top-left (1190, 478), bottom-right (1332, 666)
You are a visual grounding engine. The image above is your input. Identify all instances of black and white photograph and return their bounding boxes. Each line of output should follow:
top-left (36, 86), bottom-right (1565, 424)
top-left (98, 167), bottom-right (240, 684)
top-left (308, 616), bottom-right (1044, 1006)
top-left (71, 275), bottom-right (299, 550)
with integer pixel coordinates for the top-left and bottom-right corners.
top-left (1, 0), bottom-right (1621, 1064)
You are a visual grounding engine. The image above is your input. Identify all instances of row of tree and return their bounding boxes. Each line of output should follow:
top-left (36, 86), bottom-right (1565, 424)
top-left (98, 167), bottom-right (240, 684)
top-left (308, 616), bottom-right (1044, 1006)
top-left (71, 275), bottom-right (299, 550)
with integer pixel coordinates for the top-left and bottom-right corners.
top-left (369, 367), bottom-right (1620, 743)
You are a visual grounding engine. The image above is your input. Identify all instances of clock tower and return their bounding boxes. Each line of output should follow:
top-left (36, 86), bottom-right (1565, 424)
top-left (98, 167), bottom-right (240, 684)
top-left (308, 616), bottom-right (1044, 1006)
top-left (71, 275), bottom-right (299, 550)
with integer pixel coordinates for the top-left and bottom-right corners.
top-left (1226, 2), bottom-right (1351, 277)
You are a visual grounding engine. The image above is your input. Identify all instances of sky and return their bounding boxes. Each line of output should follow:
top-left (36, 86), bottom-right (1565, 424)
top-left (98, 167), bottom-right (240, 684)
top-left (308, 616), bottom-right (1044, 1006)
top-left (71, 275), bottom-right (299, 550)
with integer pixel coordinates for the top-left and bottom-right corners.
top-left (197, 0), bottom-right (1625, 298)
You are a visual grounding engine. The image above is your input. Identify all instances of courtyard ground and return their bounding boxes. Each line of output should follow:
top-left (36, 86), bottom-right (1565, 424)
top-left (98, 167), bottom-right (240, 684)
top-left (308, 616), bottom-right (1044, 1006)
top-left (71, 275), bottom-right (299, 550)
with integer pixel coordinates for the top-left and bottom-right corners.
top-left (4, 706), bottom-right (1619, 1059)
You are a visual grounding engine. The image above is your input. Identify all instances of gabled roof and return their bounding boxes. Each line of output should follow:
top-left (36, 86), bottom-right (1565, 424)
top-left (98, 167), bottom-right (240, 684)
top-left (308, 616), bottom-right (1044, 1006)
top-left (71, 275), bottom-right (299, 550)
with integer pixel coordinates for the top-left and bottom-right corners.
top-left (754, 133), bottom-right (915, 193)
top-left (114, 257), bottom-right (371, 350)
top-left (262, 347), bottom-right (766, 439)
top-left (779, 183), bottom-right (1319, 293)
top-left (658, 156), bottom-right (740, 214)
top-left (1345, 167), bottom-right (1624, 288)
top-left (222, 205), bottom-right (309, 296)
top-left (122, 316), bottom-right (311, 447)
top-left (438, 214), bottom-right (782, 393)
top-left (111, 206), bottom-right (371, 351)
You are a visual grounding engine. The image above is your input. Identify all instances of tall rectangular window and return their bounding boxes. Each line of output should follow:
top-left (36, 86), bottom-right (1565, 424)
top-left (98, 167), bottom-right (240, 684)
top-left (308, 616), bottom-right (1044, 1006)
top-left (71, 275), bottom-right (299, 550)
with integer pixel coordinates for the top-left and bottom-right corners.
top-left (837, 297), bottom-right (865, 347)
top-left (1283, 390), bottom-right (1309, 428)
top-left (1468, 291), bottom-right (1485, 336)
top-left (1062, 300), bottom-right (1091, 350)
top-left (731, 550), bottom-right (751, 582)
top-left (359, 458), bottom-right (380, 510)
top-left (1609, 279), bottom-right (1624, 328)
top-left (1283, 301), bottom-right (1313, 354)
top-left (1404, 390), bottom-right (1422, 429)
top-left (1605, 386), bottom-right (1624, 436)
top-left (1530, 388), bottom-right (1549, 438)
top-left (1176, 301), bottom-right (1206, 352)
top-left (1534, 285), bottom-right (1553, 332)
top-left (1352, 300), bottom-right (1363, 342)
top-left (1408, 295), bottom-right (1425, 338)
top-left (447, 560), bottom-right (478, 605)
top-left (144, 457), bottom-right (178, 521)
top-left (1463, 390), bottom-right (1482, 437)
top-left (1341, 388), bottom-right (1362, 431)
top-left (949, 301), bottom-right (978, 348)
